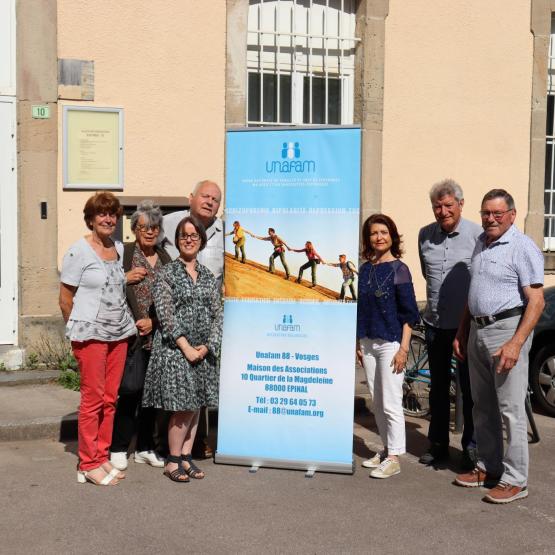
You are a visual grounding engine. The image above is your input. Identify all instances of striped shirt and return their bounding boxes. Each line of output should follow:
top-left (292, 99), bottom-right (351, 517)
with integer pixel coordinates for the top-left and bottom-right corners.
top-left (418, 218), bottom-right (482, 329)
top-left (467, 225), bottom-right (544, 317)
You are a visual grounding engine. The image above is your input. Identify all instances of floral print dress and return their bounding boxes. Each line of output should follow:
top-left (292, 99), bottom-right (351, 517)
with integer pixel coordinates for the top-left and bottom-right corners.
top-left (142, 259), bottom-right (223, 412)
top-left (128, 243), bottom-right (164, 350)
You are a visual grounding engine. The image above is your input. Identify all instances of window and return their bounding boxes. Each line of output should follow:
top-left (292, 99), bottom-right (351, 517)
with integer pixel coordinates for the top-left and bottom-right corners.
top-left (545, 16), bottom-right (555, 249)
top-left (247, 0), bottom-right (359, 126)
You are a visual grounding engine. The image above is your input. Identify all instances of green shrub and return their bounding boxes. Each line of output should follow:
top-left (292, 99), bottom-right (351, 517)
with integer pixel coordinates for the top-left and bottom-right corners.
top-left (31, 333), bottom-right (76, 370)
top-left (26, 352), bottom-right (39, 370)
top-left (29, 334), bottom-right (80, 391)
top-left (59, 353), bottom-right (78, 372)
top-left (58, 369), bottom-right (80, 391)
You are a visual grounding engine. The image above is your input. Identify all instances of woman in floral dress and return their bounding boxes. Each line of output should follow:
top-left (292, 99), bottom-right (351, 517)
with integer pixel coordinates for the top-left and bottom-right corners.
top-left (142, 215), bottom-right (222, 483)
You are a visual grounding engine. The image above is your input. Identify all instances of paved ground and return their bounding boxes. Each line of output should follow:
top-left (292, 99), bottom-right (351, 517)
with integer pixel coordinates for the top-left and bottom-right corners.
top-left (2, 409), bottom-right (554, 554)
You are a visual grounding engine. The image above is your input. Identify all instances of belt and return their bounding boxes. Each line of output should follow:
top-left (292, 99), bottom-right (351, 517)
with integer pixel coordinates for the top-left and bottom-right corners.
top-left (471, 307), bottom-right (523, 329)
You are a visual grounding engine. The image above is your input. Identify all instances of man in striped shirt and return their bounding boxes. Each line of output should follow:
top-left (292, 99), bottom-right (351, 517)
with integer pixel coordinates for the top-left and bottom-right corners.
top-left (453, 189), bottom-right (544, 504)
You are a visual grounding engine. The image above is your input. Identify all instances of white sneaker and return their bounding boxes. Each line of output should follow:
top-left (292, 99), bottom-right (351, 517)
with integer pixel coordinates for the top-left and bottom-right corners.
top-left (110, 451), bottom-right (128, 471)
top-left (134, 450), bottom-right (165, 467)
top-left (362, 451), bottom-right (386, 469)
top-left (370, 458), bottom-right (401, 479)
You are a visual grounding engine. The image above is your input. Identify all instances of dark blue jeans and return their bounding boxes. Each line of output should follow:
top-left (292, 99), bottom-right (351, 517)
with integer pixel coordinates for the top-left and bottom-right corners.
top-left (425, 324), bottom-right (474, 449)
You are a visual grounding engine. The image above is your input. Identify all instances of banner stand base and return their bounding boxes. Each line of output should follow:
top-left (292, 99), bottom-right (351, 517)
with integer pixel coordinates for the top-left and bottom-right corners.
top-left (215, 452), bottom-right (354, 475)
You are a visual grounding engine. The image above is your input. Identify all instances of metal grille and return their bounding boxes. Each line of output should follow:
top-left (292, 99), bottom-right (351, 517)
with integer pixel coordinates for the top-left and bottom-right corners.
top-left (545, 17), bottom-right (555, 250)
top-left (247, 0), bottom-right (359, 126)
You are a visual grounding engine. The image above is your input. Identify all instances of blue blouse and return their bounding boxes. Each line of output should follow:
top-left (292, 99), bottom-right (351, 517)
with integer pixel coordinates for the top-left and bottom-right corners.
top-left (357, 259), bottom-right (420, 343)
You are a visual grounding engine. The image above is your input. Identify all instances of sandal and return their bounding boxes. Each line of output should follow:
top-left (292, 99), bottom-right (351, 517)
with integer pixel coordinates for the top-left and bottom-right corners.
top-left (163, 455), bottom-right (189, 483)
top-left (181, 454), bottom-right (205, 479)
top-left (101, 462), bottom-right (125, 480)
top-left (77, 467), bottom-right (119, 486)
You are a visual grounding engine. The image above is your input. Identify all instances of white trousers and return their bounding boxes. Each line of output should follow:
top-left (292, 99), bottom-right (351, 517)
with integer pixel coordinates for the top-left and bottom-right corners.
top-left (360, 337), bottom-right (406, 455)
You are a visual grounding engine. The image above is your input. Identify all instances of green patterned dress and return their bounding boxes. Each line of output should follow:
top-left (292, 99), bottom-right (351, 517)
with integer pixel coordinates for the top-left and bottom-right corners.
top-left (142, 260), bottom-right (222, 412)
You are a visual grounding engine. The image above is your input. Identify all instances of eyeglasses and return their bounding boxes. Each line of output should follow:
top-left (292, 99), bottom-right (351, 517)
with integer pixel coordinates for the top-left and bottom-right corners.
top-left (136, 224), bottom-right (160, 233)
top-left (178, 233), bottom-right (200, 242)
top-left (479, 209), bottom-right (513, 220)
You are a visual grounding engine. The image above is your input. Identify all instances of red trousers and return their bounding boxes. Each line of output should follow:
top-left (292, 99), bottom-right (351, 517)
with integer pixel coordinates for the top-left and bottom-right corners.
top-left (72, 339), bottom-right (128, 471)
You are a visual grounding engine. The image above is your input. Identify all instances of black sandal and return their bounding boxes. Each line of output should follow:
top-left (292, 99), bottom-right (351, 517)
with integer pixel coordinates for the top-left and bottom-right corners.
top-left (181, 454), bottom-right (205, 479)
top-left (163, 455), bottom-right (189, 483)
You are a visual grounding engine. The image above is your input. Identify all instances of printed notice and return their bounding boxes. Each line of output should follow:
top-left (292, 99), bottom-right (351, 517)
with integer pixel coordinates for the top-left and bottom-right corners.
top-left (65, 108), bottom-right (122, 188)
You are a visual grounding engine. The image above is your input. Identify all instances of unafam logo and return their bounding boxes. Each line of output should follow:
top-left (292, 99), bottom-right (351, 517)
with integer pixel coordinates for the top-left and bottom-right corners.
top-left (282, 142), bottom-right (300, 159)
top-left (274, 314), bottom-right (301, 332)
top-left (265, 141), bottom-right (316, 174)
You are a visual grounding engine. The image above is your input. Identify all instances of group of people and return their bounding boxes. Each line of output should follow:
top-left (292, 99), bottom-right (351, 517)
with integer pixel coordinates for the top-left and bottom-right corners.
top-left (356, 179), bottom-right (543, 505)
top-left (227, 222), bottom-right (358, 298)
top-left (60, 176), bottom-right (544, 505)
top-left (60, 180), bottom-right (223, 486)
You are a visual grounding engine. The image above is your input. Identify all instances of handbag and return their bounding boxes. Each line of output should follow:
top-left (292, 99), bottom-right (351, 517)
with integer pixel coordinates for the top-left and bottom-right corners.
top-left (119, 338), bottom-right (149, 395)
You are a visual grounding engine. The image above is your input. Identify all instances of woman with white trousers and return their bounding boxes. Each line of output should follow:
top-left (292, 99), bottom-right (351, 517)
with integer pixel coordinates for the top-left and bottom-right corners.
top-left (356, 213), bottom-right (419, 479)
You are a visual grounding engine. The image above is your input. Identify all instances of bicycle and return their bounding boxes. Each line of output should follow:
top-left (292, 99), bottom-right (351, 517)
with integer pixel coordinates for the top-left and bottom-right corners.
top-left (402, 326), bottom-right (456, 418)
top-left (402, 326), bottom-right (540, 443)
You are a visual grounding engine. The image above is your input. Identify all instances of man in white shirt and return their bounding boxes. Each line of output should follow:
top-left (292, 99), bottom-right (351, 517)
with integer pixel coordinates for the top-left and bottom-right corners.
top-left (162, 179), bottom-right (223, 287)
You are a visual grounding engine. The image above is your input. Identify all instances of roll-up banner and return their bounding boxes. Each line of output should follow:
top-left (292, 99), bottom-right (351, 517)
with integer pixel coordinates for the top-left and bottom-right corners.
top-left (216, 126), bottom-right (361, 474)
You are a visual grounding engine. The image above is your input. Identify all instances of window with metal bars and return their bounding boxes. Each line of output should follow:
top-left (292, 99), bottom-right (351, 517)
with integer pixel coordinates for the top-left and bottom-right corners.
top-left (247, 0), bottom-right (359, 127)
top-left (545, 16), bottom-right (555, 250)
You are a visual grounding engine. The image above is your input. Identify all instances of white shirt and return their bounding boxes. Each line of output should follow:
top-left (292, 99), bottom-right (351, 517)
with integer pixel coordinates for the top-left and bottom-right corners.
top-left (60, 238), bottom-right (125, 323)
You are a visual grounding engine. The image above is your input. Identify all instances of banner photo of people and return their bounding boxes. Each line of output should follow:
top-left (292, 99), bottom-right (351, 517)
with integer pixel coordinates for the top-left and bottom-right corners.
top-left (216, 127), bottom-right (361, 474)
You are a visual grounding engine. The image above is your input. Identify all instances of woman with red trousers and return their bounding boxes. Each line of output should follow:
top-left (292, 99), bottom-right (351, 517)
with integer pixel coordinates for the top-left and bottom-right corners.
top-left (59, 192), bottom-right (136, 486)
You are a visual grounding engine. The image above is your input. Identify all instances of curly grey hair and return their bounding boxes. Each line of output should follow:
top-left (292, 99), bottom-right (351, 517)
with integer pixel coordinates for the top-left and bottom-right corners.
top-left (130, 200), bottom-right (163, 232)
top-left (429, 178), bottom-right (464, 203)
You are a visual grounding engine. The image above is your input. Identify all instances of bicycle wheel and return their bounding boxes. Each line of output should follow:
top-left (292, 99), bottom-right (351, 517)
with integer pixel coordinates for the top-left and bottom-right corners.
top-left (403, 333), bottom-right (431, 417)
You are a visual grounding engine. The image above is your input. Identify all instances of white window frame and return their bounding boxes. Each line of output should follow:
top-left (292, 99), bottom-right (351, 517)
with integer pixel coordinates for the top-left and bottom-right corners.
top-left (545, 18), bottom-right (555, 250)
top-left (0, 96), bottom-right (18, 344)
top-left (247, 0), bottom-right (359, 126)
top-left (0, 0), bottom-right (16, 96)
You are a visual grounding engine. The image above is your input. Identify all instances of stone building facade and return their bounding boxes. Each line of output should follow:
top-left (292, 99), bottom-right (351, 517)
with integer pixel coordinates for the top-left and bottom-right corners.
top-left (1, 0), bottom-right (554, 366)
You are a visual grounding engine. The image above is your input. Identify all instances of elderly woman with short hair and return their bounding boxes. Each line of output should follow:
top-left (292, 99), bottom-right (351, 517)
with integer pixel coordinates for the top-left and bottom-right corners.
top-left (59, 191), bottom-right (136, 486)
top-left (109, 200), bottom-right (172, 472)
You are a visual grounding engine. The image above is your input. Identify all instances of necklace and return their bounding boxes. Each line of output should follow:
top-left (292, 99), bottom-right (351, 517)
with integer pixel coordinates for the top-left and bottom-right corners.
top-left (370, 263), bottom-right (394, 298)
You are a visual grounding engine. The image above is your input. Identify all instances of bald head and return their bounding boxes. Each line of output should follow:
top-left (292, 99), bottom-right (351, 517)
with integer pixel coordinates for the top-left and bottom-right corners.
top-left (189, 180), bottom-right (222, 227)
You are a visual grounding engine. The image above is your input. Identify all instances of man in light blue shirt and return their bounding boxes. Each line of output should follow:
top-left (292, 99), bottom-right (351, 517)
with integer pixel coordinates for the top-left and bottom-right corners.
top-left (418, 179), bottom-right (482, 469)
top-left (453, 189), bottom-right (544, 504)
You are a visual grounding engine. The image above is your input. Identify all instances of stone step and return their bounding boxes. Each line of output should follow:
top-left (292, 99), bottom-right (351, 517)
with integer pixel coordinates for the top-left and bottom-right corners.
top-left (0, 369), bottom-right (61, 387)
top-left (0, 365), bottom-right (370, 443)
top-left (0, 384), bottom-right (78, 442)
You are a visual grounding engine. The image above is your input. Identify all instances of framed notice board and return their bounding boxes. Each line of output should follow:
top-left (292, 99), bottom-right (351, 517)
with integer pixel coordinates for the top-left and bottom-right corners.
top-left (63, 105), bottom-right (124, 190)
